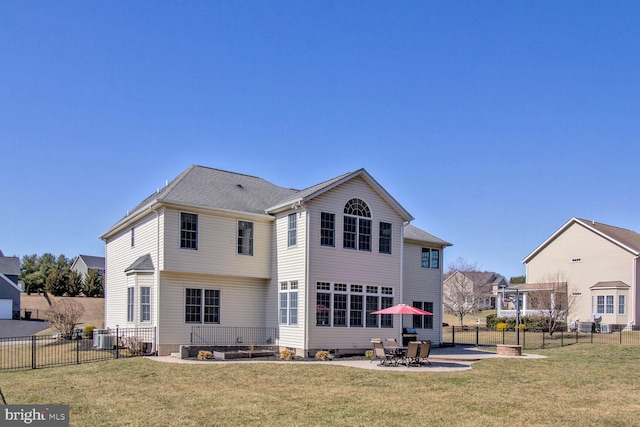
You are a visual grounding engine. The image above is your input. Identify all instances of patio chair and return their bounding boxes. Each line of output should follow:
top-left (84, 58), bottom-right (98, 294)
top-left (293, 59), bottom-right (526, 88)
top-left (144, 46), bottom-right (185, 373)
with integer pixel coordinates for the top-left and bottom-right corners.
top-left (403, 341), bottom-right (420, 367)
top-left (385, 338), bottom-right (399, 348)
top-left (372, 341), bottom-right (396, 366)
top-left (417, 340), bottom-right (432, 366)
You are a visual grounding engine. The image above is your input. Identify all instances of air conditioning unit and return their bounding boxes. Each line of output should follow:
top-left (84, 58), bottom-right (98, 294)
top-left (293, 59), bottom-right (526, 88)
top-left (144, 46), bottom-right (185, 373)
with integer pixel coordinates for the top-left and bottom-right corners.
top-left (600, 324), bottom-right (611, 334)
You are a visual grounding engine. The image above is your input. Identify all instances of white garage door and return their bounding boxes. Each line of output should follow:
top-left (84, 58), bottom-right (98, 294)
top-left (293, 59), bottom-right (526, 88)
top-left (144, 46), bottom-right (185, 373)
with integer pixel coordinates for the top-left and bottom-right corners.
top-left (0, 299), bottom-right (12, 319)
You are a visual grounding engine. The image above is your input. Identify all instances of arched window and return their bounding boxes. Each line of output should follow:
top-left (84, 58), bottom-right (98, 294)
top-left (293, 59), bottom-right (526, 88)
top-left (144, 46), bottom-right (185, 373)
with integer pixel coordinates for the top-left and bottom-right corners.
top-left (343, 198), bottom-right (372, 251)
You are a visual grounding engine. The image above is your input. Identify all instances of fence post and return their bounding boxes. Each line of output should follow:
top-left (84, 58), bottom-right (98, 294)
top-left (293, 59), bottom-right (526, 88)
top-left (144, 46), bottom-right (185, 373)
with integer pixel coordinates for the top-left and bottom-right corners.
top-left (542, 330), bottom-right (545, 348)
top-left (620, 329), bottom-right (623, 345)
top-left (452, 326), bottom-right (455, 345)
top-left (475, 326), bottom-right (479, 346)
top-left (561, 330), bottom-right (564, 347)
top-left (116, 326), bottom-right (119, 359)
top-left (76, 336), bottom-right (80, 364)
top-left (32, 335), bottom-right (36, 370)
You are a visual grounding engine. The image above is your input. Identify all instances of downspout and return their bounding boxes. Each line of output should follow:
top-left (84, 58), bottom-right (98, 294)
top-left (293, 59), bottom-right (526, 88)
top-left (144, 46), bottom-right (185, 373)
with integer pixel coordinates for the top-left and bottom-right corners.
top-left (439, 244), bottom-right (445, 345)
top-left (150, 206), bottom-right (160, 355)
top-left (399, 221), bottom-right (409, 344)
top-left (633, 255), bottom-right (639, 329)
top-left (304, 205), bottom-right (310, 357)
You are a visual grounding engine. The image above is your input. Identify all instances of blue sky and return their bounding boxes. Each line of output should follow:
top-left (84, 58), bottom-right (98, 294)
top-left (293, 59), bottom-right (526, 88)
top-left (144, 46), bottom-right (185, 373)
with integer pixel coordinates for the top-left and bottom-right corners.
top-left (1, 1), bottom-right (639, 280)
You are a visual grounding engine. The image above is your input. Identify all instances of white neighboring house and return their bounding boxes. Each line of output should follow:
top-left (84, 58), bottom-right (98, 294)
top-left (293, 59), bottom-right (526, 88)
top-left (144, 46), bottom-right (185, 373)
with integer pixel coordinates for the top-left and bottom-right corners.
top-left (100, 166), bottom-right (451, 356)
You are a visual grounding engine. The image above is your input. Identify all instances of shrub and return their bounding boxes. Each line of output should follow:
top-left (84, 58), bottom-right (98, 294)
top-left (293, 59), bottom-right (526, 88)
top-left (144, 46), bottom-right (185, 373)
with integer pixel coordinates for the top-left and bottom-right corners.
top-left (365, 350), bottom-right (374, 358)
top-left (279, 349), bottom-right (296, 360)
top-left (486, 314), bottom-right (498, 329)
top-left (197, 350), bottom-right (213, 360)
top-left (496, 323), bottom-right (508, 331)
top-left (84, 326), bottom-right (96, 339)
top-left (315, 351), bottom-right (330, 361)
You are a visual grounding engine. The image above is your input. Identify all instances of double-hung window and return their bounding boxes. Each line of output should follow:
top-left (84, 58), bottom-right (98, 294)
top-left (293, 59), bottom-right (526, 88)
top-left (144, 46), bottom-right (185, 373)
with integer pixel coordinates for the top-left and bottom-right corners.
top-left (379, 222), bottom-right (392, 254)
top-left (596, 295), bottom-right (605, 314)
top-left (238, 221), bottom-right (254, 255)
top-left (316, 282), bottom-right (393, 328)
top-left (343, 198), bottom-right (372, 251)
top-left (279, 281), bottom-right (298, 325)
top-left (606, 295), bottom-right (614, 314)
top-left (140, 287), bottom-right (151, 322)
top-left (185, 288), bottom-right (221, 324)
top-left (180, 213), bottom-right (198, 250)
top-left (288, 214), bottom-right (297, 247)
top-left (619, 295), bottom-right (626, 315)
top-left (321, 213), bottom-right (335, 247)
top-left (127, 287), bottom-right (134, 322)
top-left (421, 248), bottom-right (440, 269)
top-left (412, 301), bottom-right (433, 329)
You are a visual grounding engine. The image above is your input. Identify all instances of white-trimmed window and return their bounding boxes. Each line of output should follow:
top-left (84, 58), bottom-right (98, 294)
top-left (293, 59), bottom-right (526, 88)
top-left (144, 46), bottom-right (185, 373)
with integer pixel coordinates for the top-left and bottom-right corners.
top-left (596, 295), bottom-right (605, 314)
top-left (279, 281), bottom-right (298, 325)
top-left (180, 213), bottom-right (198, 250)
top-left (619, 295), bottom-right (626, 315)
top-left (321, 212), bottom-right (335, 247)
top-left (421, 248), bottom-right (440, 269)
top-left (412, 301), bottom-right (433, 329)
top-left (238, 221), bottom-right (254, 255)
top-left (606, 295), bottom-right (614, 314)
top-left (288, 214), bottom-right (297, 247)
top-left (185, 288), bottom-right (220, 324)
top-left (379, 222), bottom-right (392, 254)
top-left (343, 198), bottom-right (372, 251)
top-left (315, 282), bottom-right (393, 328)
top-left (127, 287), bottom-right (134, 322)
top-left (140, 287), bottom-right (151, 322)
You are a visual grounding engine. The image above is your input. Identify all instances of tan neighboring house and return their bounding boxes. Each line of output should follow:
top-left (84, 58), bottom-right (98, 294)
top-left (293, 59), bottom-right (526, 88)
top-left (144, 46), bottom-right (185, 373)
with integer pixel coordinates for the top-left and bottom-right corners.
top-left (519, 217), bottom-right (640, 331)
top-left (100, 166), bottom-right (451, 356)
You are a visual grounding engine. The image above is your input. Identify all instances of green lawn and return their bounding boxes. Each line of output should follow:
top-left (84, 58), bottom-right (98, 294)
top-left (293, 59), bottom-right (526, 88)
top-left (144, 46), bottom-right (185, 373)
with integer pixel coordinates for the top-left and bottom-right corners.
top-left (2, 344), bottom-right (640, 426)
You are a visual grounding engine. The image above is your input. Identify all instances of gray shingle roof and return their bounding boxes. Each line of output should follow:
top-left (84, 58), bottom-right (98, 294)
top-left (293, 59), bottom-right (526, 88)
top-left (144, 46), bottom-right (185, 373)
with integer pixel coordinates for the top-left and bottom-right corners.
top-left (125, 254), bottom-right (154, 272)
top-left (403, 224), bottom-right (452, 247)
top-left (77, 255), bottom-right (105, 270)
top-left (128, 165), bottom-right (299, 216)
top-left (0, 256), bottom-right (20, 276)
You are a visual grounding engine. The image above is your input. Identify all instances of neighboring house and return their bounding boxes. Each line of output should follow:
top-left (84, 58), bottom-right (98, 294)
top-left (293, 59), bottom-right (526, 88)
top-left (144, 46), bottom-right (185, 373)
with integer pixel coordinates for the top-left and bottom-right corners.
top-left (100, 165), bottom-right (451, 356)
top-left (70, 255), bottom-right (105, 279)
top-left (513, 217), bottom-right (640, 330)
top-left (0, 250), bottom-right (21, 319)
top-left (443, 271), bottom-right (505, 313)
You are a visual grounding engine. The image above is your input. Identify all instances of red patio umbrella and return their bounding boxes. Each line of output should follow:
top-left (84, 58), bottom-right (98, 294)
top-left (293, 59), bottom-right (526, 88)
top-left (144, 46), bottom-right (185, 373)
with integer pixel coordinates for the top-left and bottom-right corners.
top-left (371, 303), bottom-right (432, 315)
top-left (371, 304), bottom-right (432, 345)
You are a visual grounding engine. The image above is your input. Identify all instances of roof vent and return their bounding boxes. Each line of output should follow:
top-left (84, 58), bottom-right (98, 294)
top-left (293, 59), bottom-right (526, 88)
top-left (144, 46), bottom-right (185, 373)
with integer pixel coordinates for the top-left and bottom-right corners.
top-left (237, 184), bottom-right (244, 189)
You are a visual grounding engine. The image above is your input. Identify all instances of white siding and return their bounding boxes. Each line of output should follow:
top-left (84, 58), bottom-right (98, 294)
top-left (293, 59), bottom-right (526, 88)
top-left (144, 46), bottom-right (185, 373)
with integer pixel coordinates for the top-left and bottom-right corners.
top-left (104, 211), bottom-right (160, 329)
top-left (163, 209), bottom-right (272, 279)
top-left (303, 176), bottom-right (407, 351)
top-left (403, 242), bottom-right (443, 343)
top-left (273, 210), bottom-right (307, 349)
top-left (157, 272), bottom-right (269, 354)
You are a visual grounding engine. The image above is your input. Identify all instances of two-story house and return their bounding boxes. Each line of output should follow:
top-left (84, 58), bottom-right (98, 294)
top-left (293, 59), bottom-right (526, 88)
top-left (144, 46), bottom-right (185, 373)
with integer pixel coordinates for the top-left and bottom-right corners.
top-left (70, 255), bottom-right (105, 280)
top-left (522, 217), bottom-right (640, 331)
top-left (100, 166), bottom-right (451, 356)
top-left (0, 250), bottom-right (21, 319)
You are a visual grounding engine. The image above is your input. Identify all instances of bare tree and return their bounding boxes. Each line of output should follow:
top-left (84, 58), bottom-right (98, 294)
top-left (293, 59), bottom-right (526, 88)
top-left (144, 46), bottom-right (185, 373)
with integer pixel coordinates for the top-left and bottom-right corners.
top-left (443, 257), bottom-right (488, 326)
top-left (46, 298), bottom-right (85, 339)
top-left (527, 271), bottom-right (575, 336)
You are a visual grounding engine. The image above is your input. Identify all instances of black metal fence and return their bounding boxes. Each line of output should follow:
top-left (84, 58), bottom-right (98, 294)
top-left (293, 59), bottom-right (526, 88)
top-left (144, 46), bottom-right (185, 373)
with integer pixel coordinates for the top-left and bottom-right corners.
top-left (443, 326), bottom-right (640, 349)
top-left (191, 326), bottom-right (278, 346)
top-left (0, 327), bottom-right (156, 371)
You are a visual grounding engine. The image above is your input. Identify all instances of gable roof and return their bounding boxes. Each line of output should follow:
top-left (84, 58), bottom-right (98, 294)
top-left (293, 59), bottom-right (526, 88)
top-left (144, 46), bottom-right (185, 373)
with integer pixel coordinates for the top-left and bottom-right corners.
top-left (403, 224), bottom-right (452, 247)
top-left (0, 272), bottom-right (21, 292)
top-left (523, 217), bottom-right (640, 264)
top-left (266, 168), bottom-right (413, 221)
top-left (101, 166), bottom-right (416, 240)
top-left (73, 255), bottom-right (105, 271)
